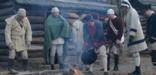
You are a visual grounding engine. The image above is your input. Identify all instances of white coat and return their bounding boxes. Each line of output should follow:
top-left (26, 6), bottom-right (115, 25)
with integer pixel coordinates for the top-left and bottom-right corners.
top-left (124, 2), bottom-right (147, 53)
top-left (5, 15), bottom-right (32, 52)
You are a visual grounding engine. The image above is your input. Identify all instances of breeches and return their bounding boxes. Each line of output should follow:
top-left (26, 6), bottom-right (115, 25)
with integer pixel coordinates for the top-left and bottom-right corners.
top-left (98, 45), bottom-right (108, 72)
top-left (9, 50), bottom-right (28, 59)
top-left (50, 44), bottom-right (63, 64)
top-left (108, 44), bottom-right (121, 55)
top-left (51, 44), bottom-right (63, 57)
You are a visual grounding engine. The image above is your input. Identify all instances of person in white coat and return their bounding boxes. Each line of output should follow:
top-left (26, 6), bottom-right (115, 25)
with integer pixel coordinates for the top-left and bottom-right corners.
top-left (64, 12), bottom-right (84, 69)
top-left (5, 8), bottom-right (32, 74)
top-left (120, 0), bottom-right (148, 75)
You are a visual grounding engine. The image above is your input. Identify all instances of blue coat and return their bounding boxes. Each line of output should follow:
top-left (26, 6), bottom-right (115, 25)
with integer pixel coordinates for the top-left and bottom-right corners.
top-left (83, 20), bottom-right (106, 50)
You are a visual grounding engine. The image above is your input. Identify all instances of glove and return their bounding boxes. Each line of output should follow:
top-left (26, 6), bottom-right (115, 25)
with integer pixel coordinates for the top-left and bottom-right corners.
top-left (116, 39), bottom-right (121, 44)
top-left (116, 39), bottom-right (123, 47)
top-left (8, 43), bottom-right (15, 50)
top-left (26, 41), bottom-right (31, 48)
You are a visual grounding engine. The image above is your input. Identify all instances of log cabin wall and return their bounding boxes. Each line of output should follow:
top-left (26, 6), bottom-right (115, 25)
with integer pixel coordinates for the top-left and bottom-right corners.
top-left (0, 0), bottom-right (16, 63)
top-left (0, 0), bottom-right (115, 64)
top-left (0, 0), bottom-right (154, 64)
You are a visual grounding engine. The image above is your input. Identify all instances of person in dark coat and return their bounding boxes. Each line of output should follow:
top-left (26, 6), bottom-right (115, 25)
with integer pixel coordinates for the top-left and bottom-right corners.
top-left (143, 5), bottom-right (156, 70)
top-left (106, 9), bottom-right (124, 71)
top-left (83, 15), bottom-right (108, 75)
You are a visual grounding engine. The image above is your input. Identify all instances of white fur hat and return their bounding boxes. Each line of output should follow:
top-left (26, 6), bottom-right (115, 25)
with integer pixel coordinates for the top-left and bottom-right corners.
top-left (107, 9), bottom-right (115, 15)
top-left (51, 7), bottom-right (60, 13)
top-left (17, 8), bottom-right (26, 16)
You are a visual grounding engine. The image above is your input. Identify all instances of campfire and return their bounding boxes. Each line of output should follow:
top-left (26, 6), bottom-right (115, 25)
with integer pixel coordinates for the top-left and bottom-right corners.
top-left (69, 68), bottom-right (81, 75)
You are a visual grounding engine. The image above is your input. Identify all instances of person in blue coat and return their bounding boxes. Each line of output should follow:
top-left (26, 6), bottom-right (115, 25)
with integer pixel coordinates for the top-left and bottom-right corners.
top-left (83, 15), bottom-right (108, 75)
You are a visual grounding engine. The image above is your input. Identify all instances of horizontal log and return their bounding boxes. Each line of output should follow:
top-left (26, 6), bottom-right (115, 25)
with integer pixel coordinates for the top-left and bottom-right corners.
top-left (0, 0), bottom-right (11, 4)
top-left (0, 29), bottom-right (5, 41)
top-left (0, 49), bottom-right (8, 56)
top-left (32, 37), bottom-right (44, 44)
top-left (32, 31), bottom-right (44, 37)
top-left (0, 22), bottom-right (6, 29)
top-left (0, 5), bottom-right (13, 10)
top-left (26, 10), bottom-right (47, 16)
top-left (0, 7), bottom-right (15, 16)
top-left (0, 29), bottom-right (5, 36)
top-left (0, 56), bottom-right (8, 62)
top-left (29, 52), bottom-right (43, 58)
top-left (0, 36), bottom-right (5, 42)
top-left (141, 21), bottom-right (147, 23)
top-left (28, 45), bottom-right (43, 58)
top-left (0, 42), bottom-right (7, 49)
top-left (16, 4), bottom-right (48, 12)
top-left (31, 24), bottom-right (44, 31)
top-left (29, 45), bottom-right (43, 51)
top-left (28, 16), bottom-right (45, 24)
top-left (24, 45), bottom-right (43, 58)
top-left (0, 15), bottom-right (12, 23)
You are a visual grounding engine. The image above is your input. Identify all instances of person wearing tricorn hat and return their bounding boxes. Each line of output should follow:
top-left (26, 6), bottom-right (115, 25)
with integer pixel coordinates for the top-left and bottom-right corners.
top-left (5, 8), bottom-right (32, 74)
top-left (83, 15), bottom-right (108, 75)
top-left (120, 0), bottom-right (148, 75)
top-left (143, 4), bottom-right (156, 71)
top-left (64, 12), bottom-right (84, 69)
top-left (44, 7), bottom-right (70, 70)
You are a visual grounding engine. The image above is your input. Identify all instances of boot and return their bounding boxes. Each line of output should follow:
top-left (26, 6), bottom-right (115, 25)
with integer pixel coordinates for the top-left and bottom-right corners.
top-left (104, 72), bottom-right (109, 75)
top-left (50, 56), bottom-right (55, 70)
top-left (58, 56), bottom-right (64, 70)
top-left (22, 59), bottom-right (28, 71)
top-left (50, 64), bottom-right (55, 70)
top-left (128, 66), bottom-right (141, 75)
top-left (107, 54), bottom-right (110, 71)
top-left (113, 54), bottom-right (119, 71)
top-left (8, 59), bottom-right (18, 74)
top-left (151, 50), bottom-right (156, 66)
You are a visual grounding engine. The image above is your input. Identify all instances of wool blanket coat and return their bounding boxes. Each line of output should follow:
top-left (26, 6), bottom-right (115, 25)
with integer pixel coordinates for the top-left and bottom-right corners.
top-left (123, 0), bottom-right (147, 53)
top-left (43, 15), bottom-right (70, 64)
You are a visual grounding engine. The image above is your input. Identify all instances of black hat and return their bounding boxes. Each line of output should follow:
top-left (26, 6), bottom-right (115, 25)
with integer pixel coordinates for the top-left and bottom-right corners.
top-left (143, 4), bottom-right (151, 10)
top-left (139, 4), bottom-right (152, 15)
top-left (82, 14), bottom-right (94, 22)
